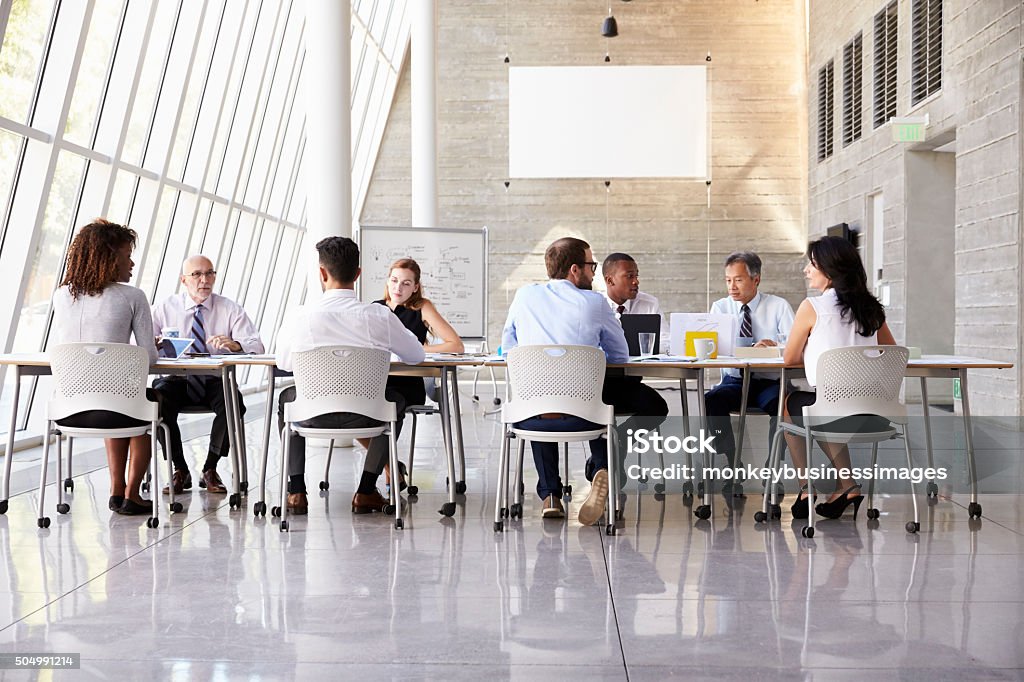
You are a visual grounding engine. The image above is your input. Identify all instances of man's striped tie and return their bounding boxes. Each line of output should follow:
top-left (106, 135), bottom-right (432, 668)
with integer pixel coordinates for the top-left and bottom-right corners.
top-left (740, 304), bottom-right (753, 339)
top-left (186, 304), bottom-right (207, 402)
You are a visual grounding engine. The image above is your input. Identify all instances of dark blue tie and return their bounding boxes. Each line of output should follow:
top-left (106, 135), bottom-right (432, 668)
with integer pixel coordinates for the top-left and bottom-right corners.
top-left (186, 304), bottom-right (207, 402)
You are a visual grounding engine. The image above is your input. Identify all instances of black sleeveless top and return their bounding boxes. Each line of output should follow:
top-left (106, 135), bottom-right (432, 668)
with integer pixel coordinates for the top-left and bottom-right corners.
top-left (374, 300), bottom-right (429, 343)
top-left (374, 300), bottom-right (429, 405)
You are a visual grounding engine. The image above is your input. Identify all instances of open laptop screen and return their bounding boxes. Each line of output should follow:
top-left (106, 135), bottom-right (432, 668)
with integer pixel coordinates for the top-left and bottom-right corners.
top-left (159, 338), bottom-right (195, 359)
top-left (619, 314), bottom-right (661, 356)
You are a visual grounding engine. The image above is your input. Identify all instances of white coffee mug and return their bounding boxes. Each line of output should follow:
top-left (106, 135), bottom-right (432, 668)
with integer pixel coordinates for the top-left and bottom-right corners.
top-left (694, 338), bottom-right (716, 360)
top-left (161, 327), bottom-right (180, 338)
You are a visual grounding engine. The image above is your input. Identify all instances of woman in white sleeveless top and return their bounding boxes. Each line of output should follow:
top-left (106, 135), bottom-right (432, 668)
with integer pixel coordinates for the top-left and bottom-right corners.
top-left (782, 236), bottom-right (895, 520)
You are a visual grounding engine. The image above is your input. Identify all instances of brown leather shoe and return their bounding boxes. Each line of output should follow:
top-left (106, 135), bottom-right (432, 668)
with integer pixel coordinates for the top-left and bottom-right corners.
top-left (351, 489), bottom-right (389, 514)
top-left (162, 469), bottom-right (192, 495)
top-left (287, 492), bottom-right (308, 515)
top-left (200, 469), bottom-right (227, 494)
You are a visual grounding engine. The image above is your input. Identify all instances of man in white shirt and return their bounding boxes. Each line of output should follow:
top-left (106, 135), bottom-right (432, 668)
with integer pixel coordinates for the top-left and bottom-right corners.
top-left (276, 236), bottom-right (424, 515)
top-left (602, 252), bottom-right (662, 316)
top-left (502, 238), bottom-right (666, 526)
top-left (152, 255), bottom-right (264, 496)
top-left (705, 251), bottom-right (795, 492)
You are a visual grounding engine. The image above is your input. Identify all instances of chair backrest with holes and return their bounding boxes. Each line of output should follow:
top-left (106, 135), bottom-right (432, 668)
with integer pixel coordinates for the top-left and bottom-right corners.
top-left (805, 345), bottom-right (909, 425)
top-left (48, 343), bottom-right (156, 422)
top-left (288, 346), bottom-right (394, 423)
top-left (503, 345), bottom-right (612, 425)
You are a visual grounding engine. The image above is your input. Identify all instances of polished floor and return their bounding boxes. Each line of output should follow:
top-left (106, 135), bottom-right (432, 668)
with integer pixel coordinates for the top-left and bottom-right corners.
top-left (1, 388), bottom-right (1023, 680)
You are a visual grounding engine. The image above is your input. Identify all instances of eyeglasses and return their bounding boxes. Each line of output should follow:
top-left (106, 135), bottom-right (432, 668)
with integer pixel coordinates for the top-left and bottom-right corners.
top-left (186, 270), bottom-right (217, 280)
top-left (580, 262), bottom-right (598, 273)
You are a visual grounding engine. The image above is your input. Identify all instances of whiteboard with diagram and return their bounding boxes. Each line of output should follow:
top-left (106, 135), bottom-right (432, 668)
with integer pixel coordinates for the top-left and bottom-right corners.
top-left (357, 226), bottom-right (488, 338)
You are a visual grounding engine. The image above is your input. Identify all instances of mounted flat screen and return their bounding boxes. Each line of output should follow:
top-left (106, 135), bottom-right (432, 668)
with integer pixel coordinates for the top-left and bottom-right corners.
top-left (509, 65), bottom-right (707, 179)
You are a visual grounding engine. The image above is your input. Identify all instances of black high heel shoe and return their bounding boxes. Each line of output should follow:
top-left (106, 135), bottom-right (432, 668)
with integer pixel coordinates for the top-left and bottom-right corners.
top-left (790, 485), bottom-right (812, 519)
top-left (815, 484), bottom-right (864, 520)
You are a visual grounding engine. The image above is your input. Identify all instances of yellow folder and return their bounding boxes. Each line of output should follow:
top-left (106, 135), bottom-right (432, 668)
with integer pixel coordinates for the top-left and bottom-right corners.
top-left (684, 331), bottom-right (719, 358)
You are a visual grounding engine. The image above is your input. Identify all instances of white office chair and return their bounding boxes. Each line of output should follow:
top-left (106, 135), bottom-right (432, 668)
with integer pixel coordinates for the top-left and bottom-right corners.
top-left (257, 346), bottom-right (402, 531)
top-left (40, 343), bottom-right (171, 529)
top-left (757, 345), bottom-right (919, 537)
top-left (494, 345), bottom-right (619, 535)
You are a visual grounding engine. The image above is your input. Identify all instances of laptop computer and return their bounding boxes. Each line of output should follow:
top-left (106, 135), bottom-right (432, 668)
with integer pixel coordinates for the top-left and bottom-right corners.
top-left (159, 337), bottom-right (195, 359)
top-left (619, 314), bottom-right (661, 356)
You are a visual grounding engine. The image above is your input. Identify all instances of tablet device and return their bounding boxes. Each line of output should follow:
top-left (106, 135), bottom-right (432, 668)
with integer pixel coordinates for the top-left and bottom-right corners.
top-left (619, 313), bottom-right (661, 356)
top-left (159, 337), bottom-right (195, 359)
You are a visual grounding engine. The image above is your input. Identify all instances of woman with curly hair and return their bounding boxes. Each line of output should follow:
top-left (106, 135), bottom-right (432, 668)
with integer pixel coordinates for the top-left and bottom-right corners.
top-left (51, 219), bottom-right (158, 515)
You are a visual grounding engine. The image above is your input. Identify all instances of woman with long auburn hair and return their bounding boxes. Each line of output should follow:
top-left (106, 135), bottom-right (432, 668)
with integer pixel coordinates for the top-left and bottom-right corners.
top-left (370, 258), bottom-right (464, 491)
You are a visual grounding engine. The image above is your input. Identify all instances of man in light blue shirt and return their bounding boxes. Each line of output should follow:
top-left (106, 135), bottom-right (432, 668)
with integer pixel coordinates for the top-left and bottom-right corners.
top-left (705, 251), bottom-right (795, 493)
top-left (502, 237), bottom-right (629, 525)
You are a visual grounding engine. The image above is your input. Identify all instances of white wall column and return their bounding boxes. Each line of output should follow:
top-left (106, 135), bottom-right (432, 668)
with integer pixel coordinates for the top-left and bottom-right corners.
top-left (411, 0), bottom-right (438, 227)
top-left (304, 0), bottom-right (351, 284)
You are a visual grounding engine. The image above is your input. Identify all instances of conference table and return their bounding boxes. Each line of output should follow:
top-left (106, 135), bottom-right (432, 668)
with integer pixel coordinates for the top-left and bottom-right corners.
top-left (232, 353), bottom-right (484, 517)
top-left (0, 352), bottom-right (485, 520)
top-left (614, 354), bottom-right (1014, 520)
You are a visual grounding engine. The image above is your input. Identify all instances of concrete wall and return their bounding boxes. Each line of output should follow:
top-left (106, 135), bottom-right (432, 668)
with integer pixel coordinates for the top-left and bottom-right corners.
top-left (360, 0), bottom-right (810, 345)
top-left (807, 0), bottom-right (1023, 415)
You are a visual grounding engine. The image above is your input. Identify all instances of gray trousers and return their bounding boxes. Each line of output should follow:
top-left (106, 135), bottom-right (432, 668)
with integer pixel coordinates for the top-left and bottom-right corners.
top-left (277, 385), bottom-right (408, 480)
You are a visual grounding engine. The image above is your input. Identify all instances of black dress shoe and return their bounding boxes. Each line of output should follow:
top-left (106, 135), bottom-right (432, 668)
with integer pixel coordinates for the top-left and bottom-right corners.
top-left (108, 495), bottom-right (124, 511)
top-left (116, 499), bottom-right (154, 516)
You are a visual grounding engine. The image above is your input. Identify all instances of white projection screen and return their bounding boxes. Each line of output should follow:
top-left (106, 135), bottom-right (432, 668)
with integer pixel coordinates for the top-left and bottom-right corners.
top-left (509, 65), bottom-right (707, 179)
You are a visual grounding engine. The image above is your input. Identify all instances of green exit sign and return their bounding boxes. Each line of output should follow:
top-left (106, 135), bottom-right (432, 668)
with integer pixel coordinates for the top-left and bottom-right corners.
top-left (891, 115), bottom-right (929, 143)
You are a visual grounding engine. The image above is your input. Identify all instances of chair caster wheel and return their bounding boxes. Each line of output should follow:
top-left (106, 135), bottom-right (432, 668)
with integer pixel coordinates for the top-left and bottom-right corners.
top-left (510, 503), bottom-right (522, 518)
top-left (170, 502), bottom-right (183, 513)
top-left (439, 502), bottom-right (456, 517)
top-left (271, 506), bottom-right (281, 517)
top-left (564, 485), bottom-right (573, 496)
top-left (37, 517), bottom-right (50, 528)
top-left (770, 504), bottom-right (782, 520)
top-left (280, 520), bottom-right (289, 532)
top-left (146, 517), bottom-right (158, 529)
top-left (754, 511), bottom-right (767, 523)
top-left (866, 508), bottom-right (880, 519)
top-left (694, 505), bottom-right (711, 520)
top-left (141, 482), bottom-right (150, 493)
top-left (319, 481), bottom-right (329, 491)
top-left (229, 493), bottom-right (241, 510)
top-left (493, 397), bottom-right (501, 406)
top-left (906, 521), bottom-right (920, 533)
top-left (383, 504), bottom-right (396, 515)
top-left (926, 482), bottom-right (938, 498)
top-left (605, 524), bottom-right (616, 536)
top-left (0, 500), bottom-right (7, 514)
top-left (654, 483), bottom-right (665, 494)
top-left (239, 481), bottom-right (248, 490)
top-left (253, 501), bottom-right (266, 517)
top-left (395, 518), bottom-right (404, 529)
top-left (408, 485), bottom-right (419, 496)
top-left (968, 502), bottom-right (982, 518)
top-left (682, 482), bottom-right (694, 497)
top-left (64, 478), bottom-right (74, 492)
top-left (56, 503), bottom-right (70, 514)
top-left (801, 526), bottom-right (814, 538)
top-left (501, 507), bottom-right (509, 518)
top-left (455, 481), bottom-right (467, 495)
top-left (493, 521), bottom-right (503, 532)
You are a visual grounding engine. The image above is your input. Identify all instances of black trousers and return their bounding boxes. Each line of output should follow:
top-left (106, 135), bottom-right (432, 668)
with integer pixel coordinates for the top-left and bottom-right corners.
top-left (704, 374), bottom-right (782, 467)
top-left (153, 376), bottom-right (245, 471)
top-left (525, 375), bottom-right (669, 499)
top-left (277, 385), bottom-right (409, 492)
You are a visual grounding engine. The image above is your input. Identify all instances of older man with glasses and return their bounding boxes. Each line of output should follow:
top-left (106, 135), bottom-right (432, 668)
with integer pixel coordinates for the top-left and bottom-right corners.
top-left (152, 255), bottom-right (264, 495)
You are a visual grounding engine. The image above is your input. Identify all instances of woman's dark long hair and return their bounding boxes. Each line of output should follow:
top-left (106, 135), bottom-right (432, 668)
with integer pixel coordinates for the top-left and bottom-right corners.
top-left (807, 236), bottom-right (885, 337)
